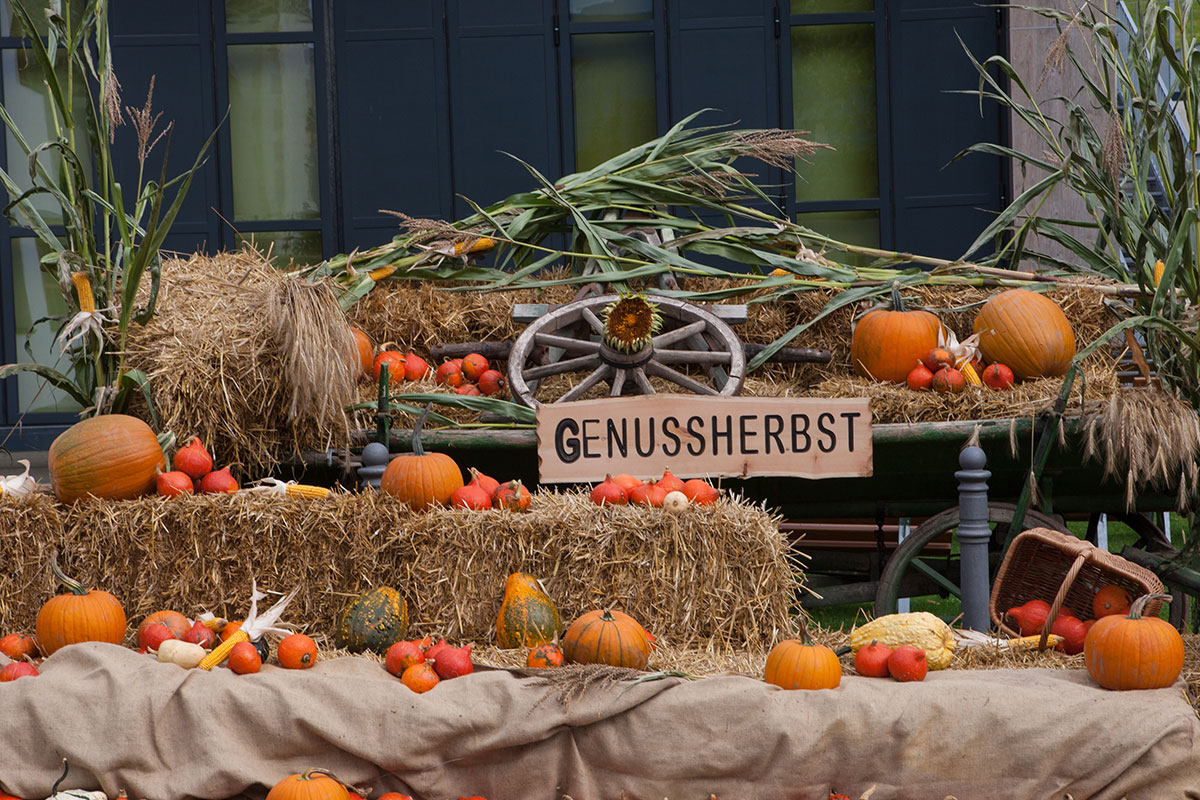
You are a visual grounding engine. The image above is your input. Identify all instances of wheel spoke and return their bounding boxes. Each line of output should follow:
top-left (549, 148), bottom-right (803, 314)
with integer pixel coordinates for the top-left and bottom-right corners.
top-left (631, 366), bottom-right (655, 394)
top-left (653, 349), bottom-right (732, 365)
top-left (652, 320), bottom-right (707, 348)
top-left (645, 360), bottom-right (718, 395)
top-left (522, 353), bottom-right (601, 381)
top-left (610, 368), bottom-right (627, 396)
top-left (581, 307), bottom-right (605, 334)
top-left (557, 364), bottom-right (612, 403)
top-left (533, 332), bottom-right (601, 353)
top-left (911, 558), bottom-right (962, 597)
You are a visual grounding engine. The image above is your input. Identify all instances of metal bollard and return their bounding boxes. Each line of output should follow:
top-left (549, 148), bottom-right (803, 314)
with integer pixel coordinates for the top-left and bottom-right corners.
top-left (358, 442), bottom-right (391, 491)
top-left (956, 445), bottom-right (992, 631)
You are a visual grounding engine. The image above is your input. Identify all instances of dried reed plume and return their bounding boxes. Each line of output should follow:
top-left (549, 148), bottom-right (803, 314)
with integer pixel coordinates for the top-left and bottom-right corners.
top-left (1039, 3), bottom-right (1087, 90)
top-left (1101, 107), bottom-right (1127, 180)
top-left (102, 61), bottom-right (122, 142)
top-left (126, 76), bottom-right (172, 167)
top-left (732, 129), bottom-right (832, 170)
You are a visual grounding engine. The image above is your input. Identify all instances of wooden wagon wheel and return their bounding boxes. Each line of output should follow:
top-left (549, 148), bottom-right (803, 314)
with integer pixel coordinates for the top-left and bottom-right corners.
top-left (507, 294), bottom-right (746, 409)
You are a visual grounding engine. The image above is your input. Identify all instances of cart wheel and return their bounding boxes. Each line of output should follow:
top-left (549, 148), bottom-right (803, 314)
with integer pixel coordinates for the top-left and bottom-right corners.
top-left (507, 294), bottom-right (746, 408)
top-left (873, 503), bottom-right (1069, 617)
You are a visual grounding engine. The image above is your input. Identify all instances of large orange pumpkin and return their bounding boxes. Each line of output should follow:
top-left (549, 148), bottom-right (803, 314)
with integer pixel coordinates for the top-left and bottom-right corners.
top-left (48, 414), bottom-right (164, 503)
top-left (1084, 593), bottom-right (1184, 690)
top-left (266, 770), bottom-right (349, 800)
top-left (561, 608), bottom-right (653, 669)
top-left (496, 572), bottom-right (562, 649)
top-left (972, 288), bottom-right (1075, 380)
top-left (850, 285), bottom-right (943, 383)
top-left (35, 554), bottom-right (127, 655)
top-left (380, 406), bottom-right (464, 510)
top-left (764, 634), bottom-right (842, 690)
top-left (350, 326), bottom-right (374, 377)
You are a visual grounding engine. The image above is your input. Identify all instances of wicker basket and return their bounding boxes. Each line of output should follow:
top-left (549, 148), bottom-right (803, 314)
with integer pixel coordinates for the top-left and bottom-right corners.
top-left (990, 527), bottom-right (1165, 641)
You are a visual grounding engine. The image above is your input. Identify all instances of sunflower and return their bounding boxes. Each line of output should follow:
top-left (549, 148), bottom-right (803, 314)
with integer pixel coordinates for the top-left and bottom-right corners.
top-left (602, 294), bottom-right (662, 353)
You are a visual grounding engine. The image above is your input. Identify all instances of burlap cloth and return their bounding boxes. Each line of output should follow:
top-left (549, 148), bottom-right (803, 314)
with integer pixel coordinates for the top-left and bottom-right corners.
top-left (1, 644), bottom-right (1197, 800)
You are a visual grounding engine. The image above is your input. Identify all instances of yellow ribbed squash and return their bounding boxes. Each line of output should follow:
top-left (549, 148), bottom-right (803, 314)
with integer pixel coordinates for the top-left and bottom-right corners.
top-left (849, 611), bottom-right (956, 670)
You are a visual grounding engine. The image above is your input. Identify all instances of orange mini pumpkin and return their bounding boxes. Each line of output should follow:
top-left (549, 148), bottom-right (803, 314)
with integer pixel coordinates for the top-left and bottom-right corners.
top-left (561, 609), bottom-right (654, 670)
top-left (267, 769), bottom-right (350, 800)
top-left (380, 407), bottom-right (464, 511)
top-left (277, 633), bottom-right (319, 669)
top-left (850, 285), bottom-right (943, 383)
top-left (1085, 593), bottom-right (1184, 691)
top-left (527, 642), bottom-right (564, 669)
top-left (350, 327), bottom-right (374, 378)
top-left (764, 629), bottom-right (842, 691)
top-left (35, 554), bottom-right (127, 655)
top-left (48, 414), bottom-right (164, 503)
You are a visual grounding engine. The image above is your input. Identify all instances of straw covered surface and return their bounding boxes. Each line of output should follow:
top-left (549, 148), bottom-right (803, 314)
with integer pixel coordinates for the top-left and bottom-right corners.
top-left (0, 490), bottom-right (796, 650)
top-left (349, 277), bottom-right (1123, 425)
top-left (125, 250), bottom-right (356, 474)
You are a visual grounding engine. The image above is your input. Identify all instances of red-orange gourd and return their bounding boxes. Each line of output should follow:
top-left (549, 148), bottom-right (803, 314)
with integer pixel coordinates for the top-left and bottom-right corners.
top-left (681, 478), bottom-right (719, 505)
top-left (0, 633), bottom-right (38, 661)
top-left (1085, 593), bottom-right (1184, 690)
top-left (48, 414), bottom-right (164, 503)
top-left (931, 367), bottom-right (966, 394)
top-left (173, 436), bottom-right (213, 480)
top-left (764, 632), bottom-right (842, 690)
top-left (629, 482), bottom-right (668, 507)
top-left (451, 482), bottom-right (492, 510)
top-left (467, 468), bottom-right (500, 498)
top-left (496, 572), bottom-right (561, 649)
top-left (655, 468), bottom-right (686, 493)
top-left (156, 471), bottom-right (194, 497)
top-left (199, 466), bottom-right (239, 494)
top-left (35, 554), bottom-right (127, 655)
top-left (403, 352), bottom-right (430, 381)
top-left (850, 285), bottom-right (943, 383)
top-left (137, 610), bottom-right (190, 649)
top-left (493, 479), bottom-right (532, 511)
top-left (973, 288), bottom-right (1075, 380)
top-left (1093, 584), bottom-right (1132, 618)
top-left (277, 633), bottom-right (318, 669)
top-left (562, 609), bottom-right (653, 669)
top-left (380, 407), bottom-right (464, 511)
top-left (527, 642), bottom-right (564, 668)
top-left (266, 769), bottom-right (350, 800)
top-left (373, 351), bottom-right (406, 384)
top-left (590, 475), bottom-right (628, 506)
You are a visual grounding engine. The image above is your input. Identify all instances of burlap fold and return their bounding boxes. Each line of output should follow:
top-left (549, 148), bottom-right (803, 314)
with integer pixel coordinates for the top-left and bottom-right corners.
top-left (0, 644), bottom-right (1196, 800)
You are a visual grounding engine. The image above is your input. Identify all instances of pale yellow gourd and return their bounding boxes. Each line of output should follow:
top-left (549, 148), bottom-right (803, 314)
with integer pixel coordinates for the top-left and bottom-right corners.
top-left (849, 611), bottom-right (956, 670)
top-left (156, 639), bottom-right (207, 668)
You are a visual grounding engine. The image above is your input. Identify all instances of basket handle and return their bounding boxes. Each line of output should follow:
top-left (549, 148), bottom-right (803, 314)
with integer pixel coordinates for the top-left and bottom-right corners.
top-left (1039, 552), bottom-right (1087, 651)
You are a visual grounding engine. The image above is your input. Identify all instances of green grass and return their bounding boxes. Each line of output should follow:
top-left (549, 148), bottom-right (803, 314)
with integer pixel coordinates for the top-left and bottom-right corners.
top-left (806, 514), bottom-right (1190, 632)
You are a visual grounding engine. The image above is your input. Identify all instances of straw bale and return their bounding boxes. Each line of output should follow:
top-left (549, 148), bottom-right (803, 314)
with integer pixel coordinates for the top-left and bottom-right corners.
top-left (124, 250), bottom-right (354, 475)
top-left (0, 490), bottom-right (797, 650)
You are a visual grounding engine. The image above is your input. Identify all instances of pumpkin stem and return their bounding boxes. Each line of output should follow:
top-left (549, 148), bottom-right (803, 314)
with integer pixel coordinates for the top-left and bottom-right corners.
top-left (1127, 592), bottom-right (1172, 620)
top-left (600, 609), bottom-right (616, 622)
top-left (795, 614), bottom-right (814, 646)
top-left (51, 758), bottom-right (70, 797)
top-left (411, 402), bottom-right (432, 457)
top-left (48, 550), bottom-right (88, 596)
top-left (890, 281), bottom-right (905, 312)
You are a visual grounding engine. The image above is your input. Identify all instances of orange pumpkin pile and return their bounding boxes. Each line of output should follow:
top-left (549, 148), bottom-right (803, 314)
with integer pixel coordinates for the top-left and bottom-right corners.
top-left (589, 469), bottom-right (719, 508)
top-left (158, 436), bottom-right (240, 496)
top-left (1005, 583), bottom-right (1141, 657)
top-left (384, 636), bottom-right (475, 692)
top-left (449, 468), bottom-right (532, 511)
top-left (435, 352), bottom-right (506, 397)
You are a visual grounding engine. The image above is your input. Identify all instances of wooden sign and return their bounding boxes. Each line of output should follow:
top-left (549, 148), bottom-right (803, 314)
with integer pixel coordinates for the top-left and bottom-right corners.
top-left (537, 395), bottom-right (872, 483)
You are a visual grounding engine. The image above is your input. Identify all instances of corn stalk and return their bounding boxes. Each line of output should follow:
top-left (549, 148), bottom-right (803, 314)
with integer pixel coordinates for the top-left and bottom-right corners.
top-left (0, 0), bottom-right (221, 420)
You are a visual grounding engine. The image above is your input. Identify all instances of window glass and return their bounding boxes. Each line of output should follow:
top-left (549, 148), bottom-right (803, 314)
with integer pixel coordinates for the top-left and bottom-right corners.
top-left (791, 0), bottom-right (873, 13)
top-left (570, 0), bottom-right (652, 23)
top-left (572, 33), bottom-right (655, 170)
top-left (795, 210), bottom-right (879, 265)
top-left (11, 237), bottom-right (81, 414)
top-left (2, 49), bottom-right (92, 226)
top-left (225, 0), bottom-right (313, 34)
top-left (0, 1), bottom-right (74, 38)
top-left (227, 43), bottom-right (320, 221)
top-left (237, 230), bottom-right (323, 268)
top-left (792, 24), bottom-right (877, 202)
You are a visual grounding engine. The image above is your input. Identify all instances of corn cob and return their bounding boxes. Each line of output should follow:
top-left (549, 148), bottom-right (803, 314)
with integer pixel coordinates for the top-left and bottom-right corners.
top-left (1006, 633), bottom-right (1064, 650)
top-left (1154, 259), bottom-right (1165, 286)
top-left (198, 628), bottom-right (248, 670)
top-left (71, 271), bottom-right (95, 313)
top-left (959, 360), bottom-right (983, 387)
top-left (452, 236), bottom-right (495, 256)
top-left (284, 483), bottom-right (330, 498)
top-left (367, 264), bottom-right (397, 281)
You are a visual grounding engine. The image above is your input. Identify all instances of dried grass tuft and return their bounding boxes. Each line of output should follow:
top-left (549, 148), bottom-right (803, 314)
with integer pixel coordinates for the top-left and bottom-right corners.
top-left (0, 490), bottom-right (797, 650)
top-left (124, 250), bottom-right (353, 474)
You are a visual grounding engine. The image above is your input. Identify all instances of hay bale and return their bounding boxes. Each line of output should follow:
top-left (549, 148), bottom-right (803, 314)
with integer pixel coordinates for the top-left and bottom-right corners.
top-left (0, 491), bottom-right (797, 650)
top-left (125, 251), bottom-right (355, 475)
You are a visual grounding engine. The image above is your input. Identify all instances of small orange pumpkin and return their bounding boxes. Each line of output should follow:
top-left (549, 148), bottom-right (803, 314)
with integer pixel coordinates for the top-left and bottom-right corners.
top-left (137, 610), bottom-right (191, 649)
top-left (0, 633), bottom-right (38, 661)
top-left (496, 572), bottom-right (562, 649)
top-left (1084, 593), bottom-right (1184, 690)
top-left (380, 406), bottom-right (464, 511)
top-left (764, 625), bottom-right (842, 690)
top-left (972, 288), bottom-right (1075, 380)
top-left (35, 553), bottom-right (127, 655)
top-left (48, 414), bottom-right (165, 502)
top-left (266, 769), bottom-right (350, 800)
top-left (850, 285), bottom-right (943, 383)
top-left (277, 633), bottom-right (319, 669)
top-left (527, 642), bottom-right (564, 668)
top-left (561, 609), bottom-right (653, 670)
